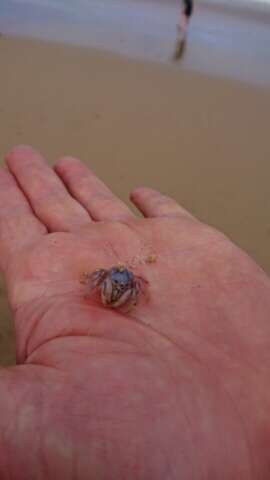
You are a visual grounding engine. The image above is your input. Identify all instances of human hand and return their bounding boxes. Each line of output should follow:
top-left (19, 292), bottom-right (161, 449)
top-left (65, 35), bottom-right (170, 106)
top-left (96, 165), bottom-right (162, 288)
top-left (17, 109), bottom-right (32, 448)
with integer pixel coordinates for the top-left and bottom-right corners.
top-left (0, 145), bottom-right (269, 479)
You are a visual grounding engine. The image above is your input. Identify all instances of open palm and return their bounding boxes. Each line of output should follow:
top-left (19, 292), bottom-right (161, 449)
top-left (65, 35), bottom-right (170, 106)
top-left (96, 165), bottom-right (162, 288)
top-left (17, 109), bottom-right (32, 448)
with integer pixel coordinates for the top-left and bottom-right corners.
top-left (0, 146), bottom-right (270, 479)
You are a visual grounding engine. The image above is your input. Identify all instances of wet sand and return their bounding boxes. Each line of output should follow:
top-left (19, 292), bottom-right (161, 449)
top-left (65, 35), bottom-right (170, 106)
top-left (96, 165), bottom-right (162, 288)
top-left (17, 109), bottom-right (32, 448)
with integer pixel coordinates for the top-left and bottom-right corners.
top-left (1, 0), bottom-right (270, 85)
top-left (0, 35), bottom-right (270, 364)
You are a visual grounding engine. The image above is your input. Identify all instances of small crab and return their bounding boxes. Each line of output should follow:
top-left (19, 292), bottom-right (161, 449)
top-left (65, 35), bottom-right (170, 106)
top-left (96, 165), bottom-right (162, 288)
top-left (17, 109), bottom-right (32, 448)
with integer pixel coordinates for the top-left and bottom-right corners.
top-left (84, 265), bottom-right (147, 310)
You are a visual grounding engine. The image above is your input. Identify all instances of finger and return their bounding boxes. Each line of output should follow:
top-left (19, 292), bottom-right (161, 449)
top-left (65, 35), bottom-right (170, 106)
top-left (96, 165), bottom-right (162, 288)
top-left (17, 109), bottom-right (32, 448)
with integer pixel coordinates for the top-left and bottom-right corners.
top-left (54, 156), bottom-right (134, 221)
top-left (0, 168), bottom-right (46, 271)
top-left (130, 187), bottom-right (196, 220)
top-left (6, 146), bottom-right (91, 232)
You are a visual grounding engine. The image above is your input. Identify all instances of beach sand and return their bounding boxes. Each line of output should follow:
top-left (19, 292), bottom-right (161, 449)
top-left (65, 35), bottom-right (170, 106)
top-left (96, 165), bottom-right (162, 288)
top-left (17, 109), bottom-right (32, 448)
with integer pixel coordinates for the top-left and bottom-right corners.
top-left (0, 35), bottom-right (270, 364)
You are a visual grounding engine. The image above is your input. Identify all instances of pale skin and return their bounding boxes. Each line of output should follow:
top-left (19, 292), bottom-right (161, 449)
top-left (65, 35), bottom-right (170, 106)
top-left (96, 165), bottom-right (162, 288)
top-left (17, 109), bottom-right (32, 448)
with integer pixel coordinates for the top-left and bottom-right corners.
top-left (0, 146), bottom-right (270, 479)
top-left (174, 1), bottom-right (192, 59)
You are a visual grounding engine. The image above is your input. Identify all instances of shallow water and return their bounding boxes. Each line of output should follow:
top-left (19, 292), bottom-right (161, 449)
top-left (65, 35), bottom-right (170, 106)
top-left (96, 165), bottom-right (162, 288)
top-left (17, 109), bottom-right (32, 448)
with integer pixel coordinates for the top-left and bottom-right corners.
top-left (1, 0), bottom-right (270, 86)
